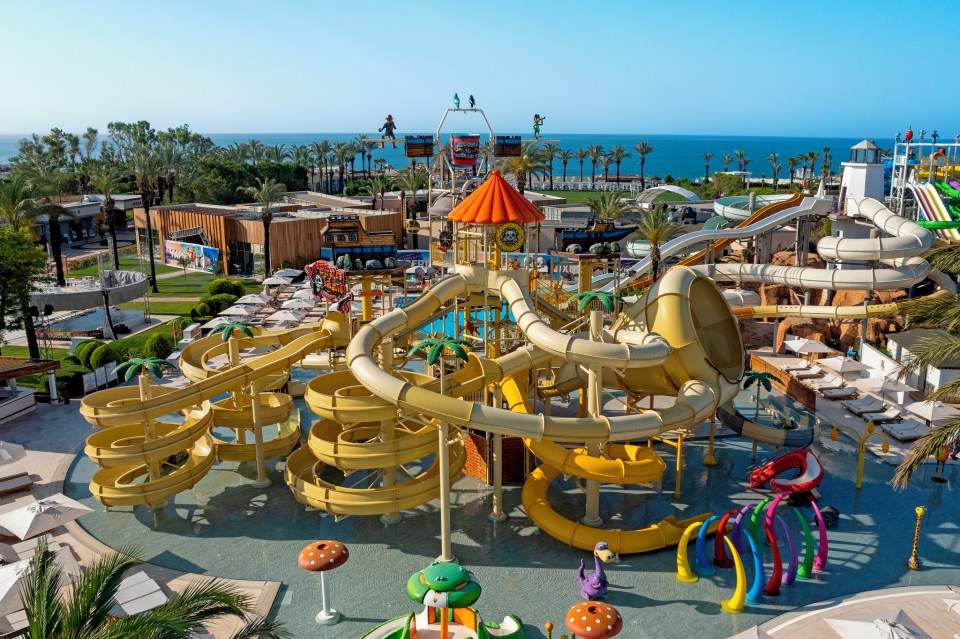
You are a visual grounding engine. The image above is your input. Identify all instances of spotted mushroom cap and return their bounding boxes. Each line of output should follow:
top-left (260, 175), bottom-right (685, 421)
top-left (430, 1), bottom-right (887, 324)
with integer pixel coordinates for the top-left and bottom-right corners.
top-left (297, 540), bottom-right (349, 572)
top-left (565, 601), bottom-right (623, 639)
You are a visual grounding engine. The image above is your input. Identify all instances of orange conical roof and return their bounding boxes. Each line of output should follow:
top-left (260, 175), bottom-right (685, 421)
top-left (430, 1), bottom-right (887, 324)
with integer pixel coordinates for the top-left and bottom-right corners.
top-left (448, 170), bottom-right (545, 225)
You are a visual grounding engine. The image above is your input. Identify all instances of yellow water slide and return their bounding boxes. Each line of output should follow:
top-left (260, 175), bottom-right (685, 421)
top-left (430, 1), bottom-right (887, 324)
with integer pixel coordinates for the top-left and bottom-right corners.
top-left (79, 317), bottom-right (347, 507)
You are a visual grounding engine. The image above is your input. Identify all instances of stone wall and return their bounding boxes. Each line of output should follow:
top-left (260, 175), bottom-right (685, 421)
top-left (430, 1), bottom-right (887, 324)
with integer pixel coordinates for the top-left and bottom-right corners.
top-left (750, 354), bottom-right (817, 411)
top-left (463, 432), bottom-right (529, 484)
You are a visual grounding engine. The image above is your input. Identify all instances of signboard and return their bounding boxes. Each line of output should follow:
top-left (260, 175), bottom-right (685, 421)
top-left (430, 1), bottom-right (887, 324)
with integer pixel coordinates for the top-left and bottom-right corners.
top-left (405, 135), bottom-right (434, 158)
top-left (304, 260), bottom-right (348, 297)
top-left (164, 240), bottom-right (220, 274)
top-left (450, 134), bottom-right (481, 166)
top-left (494, 135), bottom-right (522, 157)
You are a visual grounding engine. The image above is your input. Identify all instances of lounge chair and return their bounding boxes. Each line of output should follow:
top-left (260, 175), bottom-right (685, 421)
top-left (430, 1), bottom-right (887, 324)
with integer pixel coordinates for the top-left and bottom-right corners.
top-left (782, 361), bottom-right (812, 373)
top-left (809, 374), bottom-right (843, 390)
top-left (822, 386), bottom-right (858, 400)
top-left (110, 571), bottom-right (169, 617)
top-left (860, 407), bottom-right (902, 424)
top-left (880, 418), bottom-right (927, 442)
top-left (841, 396), bottom-right (885, 416)
top-left (0, 464), bottom-right (32, 497)
top-left (793, 366), bottom-right (825, 379)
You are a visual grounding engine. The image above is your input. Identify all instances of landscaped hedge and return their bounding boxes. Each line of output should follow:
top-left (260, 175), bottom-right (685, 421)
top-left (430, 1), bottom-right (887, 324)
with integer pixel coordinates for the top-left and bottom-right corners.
top-left (75, 340), bottom-right (105, 368)
top-left (199, 293), bottom-right (238, 314)
top-left (140, 333), bottom-right (175, 359)
top-left (89, 344), bottom-right (118, 370)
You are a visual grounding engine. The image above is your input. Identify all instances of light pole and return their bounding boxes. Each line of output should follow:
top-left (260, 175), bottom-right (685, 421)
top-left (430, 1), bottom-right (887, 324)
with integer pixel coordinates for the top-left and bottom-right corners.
top-left (830, 420), bottom-right (889, 489)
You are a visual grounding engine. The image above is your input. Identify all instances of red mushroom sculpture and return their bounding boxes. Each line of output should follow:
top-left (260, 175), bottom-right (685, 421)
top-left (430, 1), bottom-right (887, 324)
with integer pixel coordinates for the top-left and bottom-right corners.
top-left (565, 601), bottom-right (623, 639)
top-left (298, 540), bottom-right (349, 625)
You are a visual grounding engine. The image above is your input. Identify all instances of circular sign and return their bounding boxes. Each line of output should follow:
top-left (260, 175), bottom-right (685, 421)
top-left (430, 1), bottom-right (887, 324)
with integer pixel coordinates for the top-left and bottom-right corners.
top-left (495, 222), bottom-right (526, 252)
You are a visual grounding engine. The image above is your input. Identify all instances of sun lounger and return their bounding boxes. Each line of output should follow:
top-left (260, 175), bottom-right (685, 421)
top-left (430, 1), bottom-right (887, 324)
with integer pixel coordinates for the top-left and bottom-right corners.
top-left (0, 470), bottom-right (32, 497)
top-left (822, 386), bottom-right (858, 400)
top-left (809, 373), bottom-right (843, 389)
top-left (110, 571), bottom-right (168, 617)
top-left (880, 418), bottom-right (928, 442)
top-left (793, 366), bottom-right (825, 379)
top-left (781, 361), bottom-right (812, 372)
top-left (841, 396), bottom-right (885, 416)
top-left (859, 407), bottom-right (902, 424)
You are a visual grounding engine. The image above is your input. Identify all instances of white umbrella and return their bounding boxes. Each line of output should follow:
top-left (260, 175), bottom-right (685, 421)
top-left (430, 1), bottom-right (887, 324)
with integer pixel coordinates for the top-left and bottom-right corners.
top-left (235, 294), bottom-right (269, 306)
top-left (0, 494), bottom-right (93, 540)
top-left (262, 277), bottom-right (293, 287)
top-left (292, 289), bottom-right (316, 300)
top-left (265, 310), bottom-right (304, 324)
top-left (272, 268), bottom-right (303, 278)
top-left (0, 559), bottom-right (31, 615)
top-left (819, 356), bottom-right (872, 375)
top-left (217, 305), bottom-right (257, 317)
top-left (281, 299), bottom-right (314, 310)
top-left (200, 317), bottom-right (231, 330)
top-left (0, 442), bottom-right (25, 465)
top-left (784, 337), bottom-right (836, 356)
top-left (853, 376), bottom-right (918, 402)
top-left (904, 400), bottom-right (960, 423)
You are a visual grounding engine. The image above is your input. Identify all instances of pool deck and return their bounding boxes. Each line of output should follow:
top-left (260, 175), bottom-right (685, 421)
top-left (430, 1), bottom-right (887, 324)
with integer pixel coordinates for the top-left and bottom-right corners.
top-left (0, 401), bottom-right (279, 638)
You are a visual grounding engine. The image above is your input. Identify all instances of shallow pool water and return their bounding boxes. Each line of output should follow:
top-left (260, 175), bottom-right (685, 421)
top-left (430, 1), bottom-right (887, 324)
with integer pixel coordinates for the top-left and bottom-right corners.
top-left (65, 409), bottom-right (960, 639)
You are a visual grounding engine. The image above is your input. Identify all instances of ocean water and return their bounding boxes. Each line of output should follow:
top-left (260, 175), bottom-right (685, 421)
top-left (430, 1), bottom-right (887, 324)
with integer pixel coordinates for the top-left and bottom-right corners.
top-left (0, 132), bottom-right (887, 181)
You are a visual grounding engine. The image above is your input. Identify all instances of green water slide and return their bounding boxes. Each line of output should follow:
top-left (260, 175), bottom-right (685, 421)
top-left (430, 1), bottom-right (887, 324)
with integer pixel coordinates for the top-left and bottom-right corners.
top-left (935, 181), bottom-right (960, 199)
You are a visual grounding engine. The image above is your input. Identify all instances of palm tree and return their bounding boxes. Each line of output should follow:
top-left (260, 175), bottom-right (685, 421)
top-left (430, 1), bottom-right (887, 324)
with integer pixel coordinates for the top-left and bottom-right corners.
top-left (408, 335), bottom-right (470, 562)
top-left (21, 164), bottom-right (74, 286)
top-left (568, 291), bottom-right (625, 314)
top-left (787, 157), bottom-right (798, 188)
top-left (291, 144), bottom-right (311, 169)
top-left (246, 139), bottom-right (265, 166)
top-left (608, 145), bottom-right (631, 188)
top-left (806, 152), bottom-right (820, 183)
top-left (575, 148), bottom-right (588, 182)
top-left (585, 191), bottom-right (633, 219)
top-left (21, 538), bottom-right (288, 639)
top-left (598, 155), bottom-right (611, 183)
top-left (771, 163), bottom-right (782, 191)
top-left (586, 144), bottom-right (604, 183)
top-left (239, 177), bottom-right (286, 276)
top-left (733, 150), bottom-right (747, 172)
top-left (634, 204), bottom-right (683, 282)
top-left (557, 149), bottom-right (574, 185)
top-left (266, 144), bottom-right (291, 164)
top-left (363, 175), bottom-right (394, 210)
top-left (721, 154), bottom-right (734, 172)
top-left (396, 165), bottom-right (428, 217)
top-left (541, 142), bottom-right (559, 190)
top-left (633, 141), bottom-right (654, 190)
top-left (156, 141), bottom-right (184, 204)
top-left (499, 144), bottom-right (548, 196)
top-left (797, 155), bottom-right (808, 185)
top-left (765, 153), bottom-right (779, 188)
top-left (130, 146), bottom-right (163, 293)
top-left (702, 153), bottom-right (714, 183)
top-left (0, 174), bottom-right (45, 231)
top-left (309, 140), bottom-right (332, 193)
top-left (743, 370), bottom-right (782, 420)
top-left (89, 165), bottom-right (124, 270)
top-left (331, 142), bottom-right (352, 194)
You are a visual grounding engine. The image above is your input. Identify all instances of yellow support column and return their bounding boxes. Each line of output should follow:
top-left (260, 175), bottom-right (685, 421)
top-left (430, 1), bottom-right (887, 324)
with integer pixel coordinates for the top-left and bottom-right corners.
top-left (361, 275), bottom-right (373, 322)
top-left (674, 433), bottom-right (685, 500)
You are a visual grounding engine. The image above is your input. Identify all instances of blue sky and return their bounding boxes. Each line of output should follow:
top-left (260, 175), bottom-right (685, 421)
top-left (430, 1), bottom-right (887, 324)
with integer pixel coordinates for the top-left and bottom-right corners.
top-left (1, 0), bottom-right (956, 137)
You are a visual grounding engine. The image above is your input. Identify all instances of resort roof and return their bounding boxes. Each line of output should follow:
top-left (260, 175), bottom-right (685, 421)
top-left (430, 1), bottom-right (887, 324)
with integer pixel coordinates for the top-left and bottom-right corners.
top-left (448, 171), bottom-right (545, 225)
top-left (888, 329), bottom-right (960, 367)
top-left (0, 357), bottom-right (59, 383)
top-left (634, 185), bottom-right (699, 205)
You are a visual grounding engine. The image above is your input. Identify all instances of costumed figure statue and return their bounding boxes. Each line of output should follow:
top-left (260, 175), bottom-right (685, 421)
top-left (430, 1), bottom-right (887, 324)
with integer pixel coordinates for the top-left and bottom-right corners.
top-left (895, 132), bottom-right (901, 144)
top-left (453, 93), bottom-right (460, 109)
top-left (378, 115), bottom-right (398, 149)
top-left (577, 541), bottom-right (616, 600)
top-left (469, 94), bottom-right (476, 108)
top-left (905, 126), bottom-right (913, 143)
top-left (533, 114), bottom-right (545, 140)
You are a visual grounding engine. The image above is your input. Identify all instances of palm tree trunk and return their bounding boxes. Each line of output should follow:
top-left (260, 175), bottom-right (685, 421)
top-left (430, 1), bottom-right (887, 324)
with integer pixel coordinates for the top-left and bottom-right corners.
top-left (262, 217), bottom-right (271, 275)
top-left (591, 163), bottom-right (596, 182)
top-left (651, 243), bottom-right (660, 282)
top-left (517, 172), bottom-right (526, 195)
top-left (640, 160), bottom-right (646, 191)
top-left (579, 162), bottom-right (584, 181)
top-left (21, 303), bottom-right (40, 360)
top-left (549, 168), bottom-right (554, 190)
top-left (616, 163), bottom-right (621, 188)
top-left (563, 164), bottom-right (568, 182)
top-left (107, 205), bottom-right (120, 269)
top-left (141, 196), bottom-right (159, 293)
top-left (49, 214), bottom-right (66, 286)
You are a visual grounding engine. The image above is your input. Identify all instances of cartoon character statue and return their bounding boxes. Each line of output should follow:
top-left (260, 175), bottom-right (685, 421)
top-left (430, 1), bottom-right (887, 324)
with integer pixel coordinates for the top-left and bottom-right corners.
top-left (577, 541), bottom-right (616, 600)
top-left (378, 115), bottom-right (397, 149)
top-left (533, 114), bottom-right (545, 140)
top-left (931, 130), bottom-right (940, 144)
top-left (469, 94), bottom-right (476, 109)
top-left (919, 128), bottom-right (927, 143)
top-left (933, 445), bottom-right (950, 483)
top-left (905, 126), bottom-right (913, 143)
top-left (453, 93), bottom-right (460, 110)
top-left (895, 132), bottom-right (901, 144)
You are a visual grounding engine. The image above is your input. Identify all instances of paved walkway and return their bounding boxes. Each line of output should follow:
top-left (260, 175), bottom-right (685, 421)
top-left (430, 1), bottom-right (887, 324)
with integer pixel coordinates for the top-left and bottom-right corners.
top-left (0, 402), bottom-right (279, 637)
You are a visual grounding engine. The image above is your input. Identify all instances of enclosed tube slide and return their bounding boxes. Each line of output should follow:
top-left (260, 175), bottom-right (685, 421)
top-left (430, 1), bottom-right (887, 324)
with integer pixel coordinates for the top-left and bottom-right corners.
top-left (749, 450), bottom-right (824, 495)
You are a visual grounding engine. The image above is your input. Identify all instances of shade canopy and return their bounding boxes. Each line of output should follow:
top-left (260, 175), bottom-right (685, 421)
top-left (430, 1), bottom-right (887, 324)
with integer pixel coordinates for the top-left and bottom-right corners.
top-left (448, 170), bottom-right (545, 225)
top-left (272, 268), bottom-right (304, 278)
top-left (298, 540), bottom-right (349, 572)
top-left (235, 294), bottom-right (270, 306)
top-left (281, 299), bottom-right (314, 310)
top-left (853, 376), bottom-right (917, 396)
top-left (0, 560), bottom-right (32, 615)
top-left (819, 356), bottom-right (872, 374)
top-left (262, 277), bottom-right (293, 286)
top-left (784, 337), bottom-right (836, 356)
top-left (903, 400), bottom-right (960, 422)
top-left (0, 494), bottom-right (93, 540)
top-left (292, 289), bottom-right (316, 300)
top-left (218, 305), bottom-right (257, 317)
top-left (265, 310), bottom-right (304, 324)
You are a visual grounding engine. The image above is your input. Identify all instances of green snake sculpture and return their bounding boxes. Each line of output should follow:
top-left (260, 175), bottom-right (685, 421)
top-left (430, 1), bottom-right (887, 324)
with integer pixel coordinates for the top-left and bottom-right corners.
top-left (361, 562), bottom-right (524, 639)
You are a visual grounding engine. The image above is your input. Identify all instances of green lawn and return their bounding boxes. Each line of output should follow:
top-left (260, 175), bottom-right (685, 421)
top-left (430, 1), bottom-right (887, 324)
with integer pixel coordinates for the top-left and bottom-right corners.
top-left (68, 255), bottom-right (178, 277)
top-left (536, 190), bottom-right (633, 205)
top-left (2, 346), bottom-right (71, 360)
top-left (118, 301), bottom-right (200, 315)
top-left (154, 274), bottom-right (260, 298)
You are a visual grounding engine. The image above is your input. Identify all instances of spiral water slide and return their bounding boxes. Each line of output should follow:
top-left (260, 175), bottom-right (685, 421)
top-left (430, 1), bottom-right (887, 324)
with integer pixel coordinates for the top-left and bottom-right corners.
top-left (344, 264), bottom-right (744, 552)
top-left (602, 193), bottom-right (825, 294)
top-left (79, 318), bottom-right (347, 507)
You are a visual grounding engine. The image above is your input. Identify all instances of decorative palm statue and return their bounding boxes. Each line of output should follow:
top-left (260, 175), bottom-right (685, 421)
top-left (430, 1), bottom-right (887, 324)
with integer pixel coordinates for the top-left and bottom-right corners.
top-left (568, 291), bottom-right (625, 314)
top-left (742, 370), bottom-right (782, 421)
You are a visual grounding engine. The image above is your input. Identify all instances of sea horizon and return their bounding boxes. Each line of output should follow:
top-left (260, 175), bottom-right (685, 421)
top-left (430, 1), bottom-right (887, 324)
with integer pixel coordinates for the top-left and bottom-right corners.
top-left (0, 131), bottom-right (891, 181)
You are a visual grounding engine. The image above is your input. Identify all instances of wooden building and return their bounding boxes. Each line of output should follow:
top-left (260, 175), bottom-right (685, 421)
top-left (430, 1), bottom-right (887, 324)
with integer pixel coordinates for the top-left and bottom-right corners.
top-left (133, 203), bottom-right (403, 275)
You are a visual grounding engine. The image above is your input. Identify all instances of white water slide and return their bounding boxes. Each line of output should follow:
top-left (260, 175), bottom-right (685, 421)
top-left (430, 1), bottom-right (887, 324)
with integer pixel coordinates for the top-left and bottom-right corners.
top-left (601, 197), bottom-right (833, 293)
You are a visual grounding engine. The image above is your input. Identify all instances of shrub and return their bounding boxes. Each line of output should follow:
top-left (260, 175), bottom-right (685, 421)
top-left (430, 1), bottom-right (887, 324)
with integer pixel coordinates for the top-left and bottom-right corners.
top-left (230, 280), bottom-right (247, 297)
top-left (55, 360), bottom-right (92, 397)
top-left (89, 344), bottom-right (118, 370)
top-left (194, 303), bottom-right (211, 317)
top-left (75, 340), bottom-right (105, 368)
top-left (173, 316), bottom-right (193, 334)
top-left (208, 278), bottom-right (236, 296)
top-left (199, 293), bottom-right (238, 314)
top-left (140, 333), bottom-right (175, 359)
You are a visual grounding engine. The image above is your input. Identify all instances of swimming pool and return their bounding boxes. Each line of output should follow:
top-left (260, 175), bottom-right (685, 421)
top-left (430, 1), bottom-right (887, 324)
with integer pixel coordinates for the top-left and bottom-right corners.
top-left (63, 399), bottom-right (959, 639)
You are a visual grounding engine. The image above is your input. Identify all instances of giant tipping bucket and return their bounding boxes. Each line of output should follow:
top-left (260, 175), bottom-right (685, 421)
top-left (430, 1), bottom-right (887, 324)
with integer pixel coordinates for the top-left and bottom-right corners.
top-left (450, 134), bottom-right (481, 166)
